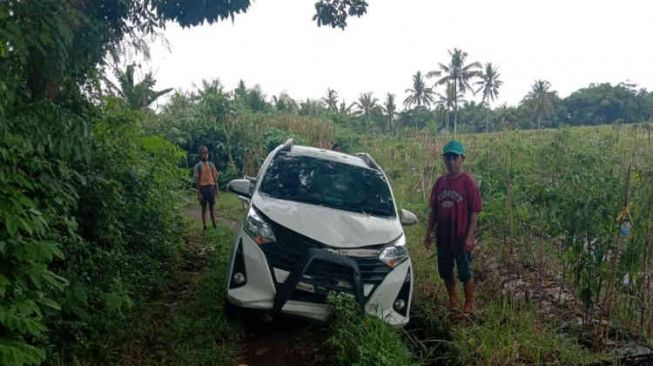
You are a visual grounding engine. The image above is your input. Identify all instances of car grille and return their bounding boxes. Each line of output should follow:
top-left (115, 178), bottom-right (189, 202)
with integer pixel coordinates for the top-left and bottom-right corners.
top-left (260, 218), bottom-right (393, 300)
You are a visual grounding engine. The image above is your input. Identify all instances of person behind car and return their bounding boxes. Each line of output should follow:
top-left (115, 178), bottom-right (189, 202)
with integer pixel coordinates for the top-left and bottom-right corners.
top-left (423, 140), bottom-right (482, 316)
top-left (194, 145), bottom-right (219, 231)
top-left (331, 143), bottom-right (343, 152)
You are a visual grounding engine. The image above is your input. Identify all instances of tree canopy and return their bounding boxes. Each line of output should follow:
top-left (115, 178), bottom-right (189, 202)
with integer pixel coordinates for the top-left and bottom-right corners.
top-left (0, 0), bottom-right (369, 108)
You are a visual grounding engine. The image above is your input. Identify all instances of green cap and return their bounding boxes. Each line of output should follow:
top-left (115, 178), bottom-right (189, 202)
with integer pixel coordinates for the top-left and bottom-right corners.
top-left (443, 140), bottom-right (465, 155)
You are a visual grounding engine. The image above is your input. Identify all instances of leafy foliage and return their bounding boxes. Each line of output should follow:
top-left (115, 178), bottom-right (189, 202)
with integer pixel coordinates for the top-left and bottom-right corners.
top-left (326, 293), bottom-right (415, 366)
top-left (313, 0), bottom-right (368, 29)
top-left (108, 64), bottom-right (173, 110)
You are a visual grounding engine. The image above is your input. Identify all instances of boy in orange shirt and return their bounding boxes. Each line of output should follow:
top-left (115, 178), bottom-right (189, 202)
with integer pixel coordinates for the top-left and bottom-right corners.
top-left (194, 145), bottom-right (219, 230)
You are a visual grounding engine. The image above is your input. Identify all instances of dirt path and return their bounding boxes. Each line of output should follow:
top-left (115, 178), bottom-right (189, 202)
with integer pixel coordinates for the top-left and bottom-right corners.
top-left (183, 206), bottom-right (240, 231)
top-left (235, 315), bottom-right (327, 366)
top-left (184, 204), bottom-right (327, 366)
top-left (116, 203), bottom-right (326, 365)
top-left (116, 225), bottom-right (208, 364)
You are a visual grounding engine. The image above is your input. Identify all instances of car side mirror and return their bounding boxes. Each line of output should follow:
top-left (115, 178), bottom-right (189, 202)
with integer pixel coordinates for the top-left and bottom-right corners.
top-left (400, 209), bottom-right (418, 226)
top-left (227, 179), bottom-right (252, 198)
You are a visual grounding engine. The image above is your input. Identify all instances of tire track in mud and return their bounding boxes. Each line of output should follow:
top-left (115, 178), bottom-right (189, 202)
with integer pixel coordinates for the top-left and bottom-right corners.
top-left (235, 314), bottom-right (328, 366)
top-left (185, 204), bottom-right (329, 365)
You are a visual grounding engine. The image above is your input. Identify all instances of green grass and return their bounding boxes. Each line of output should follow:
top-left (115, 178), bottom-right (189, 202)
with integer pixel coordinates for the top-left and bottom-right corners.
top-left (216, 189), bottom-right (248, 222)
top-left (325, 293), bottom-right (417, 366)
top-left (76, 194), bottom-right (245, 365)
top-left (451, 299), bottom-right (601, 365)
top-left (154, 223), bottom-right (241, 366)
top-left (146, 194), bottom-right (245, 365)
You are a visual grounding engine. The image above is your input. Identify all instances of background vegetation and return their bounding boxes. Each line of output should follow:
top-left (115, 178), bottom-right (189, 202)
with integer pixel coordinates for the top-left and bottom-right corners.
top-left (2, 0), bottom-right (653, 365)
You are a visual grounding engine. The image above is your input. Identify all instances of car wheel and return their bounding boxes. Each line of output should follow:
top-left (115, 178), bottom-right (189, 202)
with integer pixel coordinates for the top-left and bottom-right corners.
top-left (224, 298), bottom-right (240, 321)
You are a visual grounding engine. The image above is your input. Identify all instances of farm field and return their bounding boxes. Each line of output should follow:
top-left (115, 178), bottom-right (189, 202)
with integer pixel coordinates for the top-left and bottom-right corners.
top-left (366, 124), bottom-right (653, 364)
top-left (121, 123), bottom-right (653, 365)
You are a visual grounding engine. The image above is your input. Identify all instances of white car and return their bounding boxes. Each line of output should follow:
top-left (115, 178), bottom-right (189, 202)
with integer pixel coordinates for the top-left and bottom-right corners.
top-left (226, 140), bottom-right (417, 327)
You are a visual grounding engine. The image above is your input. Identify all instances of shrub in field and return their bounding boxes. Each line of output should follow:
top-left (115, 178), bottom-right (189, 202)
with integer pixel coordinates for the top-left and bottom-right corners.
top-left (0, 98), bottom-right (187, 365)
top-left (1, 103), bottom-right (84, 366)
top-left (47, 100), bottom-right (186, 363)
top-left (325, 293), bottom-right (415, 366)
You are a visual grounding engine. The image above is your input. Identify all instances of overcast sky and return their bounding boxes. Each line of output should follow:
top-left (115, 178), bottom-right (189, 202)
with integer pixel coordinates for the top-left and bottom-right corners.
top-left (146, 0), bottom-right (653, 108)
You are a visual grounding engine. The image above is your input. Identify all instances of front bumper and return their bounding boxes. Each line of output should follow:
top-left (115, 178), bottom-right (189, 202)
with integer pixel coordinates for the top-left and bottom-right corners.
top-left (226, 233), bottom-right (412, 327)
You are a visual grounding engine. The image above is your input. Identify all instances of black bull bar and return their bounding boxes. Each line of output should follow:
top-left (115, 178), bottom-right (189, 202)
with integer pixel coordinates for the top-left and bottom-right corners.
top-left (272, 247), bottom-right (366, 313)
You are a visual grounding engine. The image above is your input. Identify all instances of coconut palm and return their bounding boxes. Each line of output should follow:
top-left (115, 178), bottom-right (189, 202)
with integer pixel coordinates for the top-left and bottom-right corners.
top-left (475, 63), bottom-right (503, 132)
top-left (354, 92), bottom-right (382, 131)
top-left (323, 88), bottom-right (339, 112)
top-left (436, 82), bottom-right (465, 132)
top-left (522, 80), bottom-right (557, 129)
top-left (111, 63), bottom-right (172, 110)
top-left (495, 104), bottom-right (519, 130)
top-left (428, 48), bottom-right (481, 134)
top-left (298, 98), bottom-right (324, 117)
top-left (273, 92), bottom-right (298, 113)
top-left (383, 93), bottom-right (397, 134)
top-left (404, 71), bottom-right (434, 109)
top-left (354, 92), bottom-right (379, 119)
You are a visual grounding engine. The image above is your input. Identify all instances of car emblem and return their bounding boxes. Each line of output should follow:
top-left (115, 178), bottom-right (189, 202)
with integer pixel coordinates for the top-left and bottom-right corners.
top-left (324, 248), bottom-right (345, 256)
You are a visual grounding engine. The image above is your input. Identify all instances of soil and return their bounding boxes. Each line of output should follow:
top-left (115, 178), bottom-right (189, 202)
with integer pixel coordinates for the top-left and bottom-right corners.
top-left (475, 245), bottom-right (653, 365)
top-left (235, 314), bottom-right (328, 366)
top-left (183, 205), bottom-right (326, 366)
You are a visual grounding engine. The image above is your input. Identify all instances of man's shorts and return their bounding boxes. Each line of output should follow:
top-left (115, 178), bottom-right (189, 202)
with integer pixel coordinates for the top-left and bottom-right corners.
top-left (199, 185), bottom-right (216, 208)
top-left (437, 245), bottom-right (473, 283)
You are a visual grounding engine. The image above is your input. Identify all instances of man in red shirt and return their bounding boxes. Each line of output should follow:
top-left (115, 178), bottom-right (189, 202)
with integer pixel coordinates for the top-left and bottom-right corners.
top-left (424, 140), bottom-right (482, 315)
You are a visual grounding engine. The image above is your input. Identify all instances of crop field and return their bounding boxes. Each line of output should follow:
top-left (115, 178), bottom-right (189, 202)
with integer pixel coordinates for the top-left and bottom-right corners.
top-left (200, 122), bottom-right (653, 365)
top-left (363, 124), bottom-right (653, 364)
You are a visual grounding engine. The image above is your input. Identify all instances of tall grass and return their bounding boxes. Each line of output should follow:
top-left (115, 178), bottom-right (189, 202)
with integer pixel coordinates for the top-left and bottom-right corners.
top-left (325, 293), bottom-right (416, 366)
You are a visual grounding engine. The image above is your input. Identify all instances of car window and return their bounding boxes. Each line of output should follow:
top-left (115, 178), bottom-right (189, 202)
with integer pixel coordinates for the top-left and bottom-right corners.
top-left (259, 152), bottom-right (396, 217)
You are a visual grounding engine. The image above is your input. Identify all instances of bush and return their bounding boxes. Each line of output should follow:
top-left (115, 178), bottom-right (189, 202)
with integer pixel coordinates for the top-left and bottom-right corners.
top-left (0, 98), bottom-right (187, 365)
top-left (325, 293), bottom-right (415, 366)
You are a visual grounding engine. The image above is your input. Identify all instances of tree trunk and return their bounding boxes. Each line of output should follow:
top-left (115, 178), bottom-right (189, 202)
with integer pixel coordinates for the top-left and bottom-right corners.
top-left (454, 103), bottom-right (458, 135)
top-left (453, 79), bottom-right (458, 135)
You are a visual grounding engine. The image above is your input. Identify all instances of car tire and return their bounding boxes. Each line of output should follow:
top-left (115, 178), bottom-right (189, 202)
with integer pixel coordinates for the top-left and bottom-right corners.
top-left (224, 298), bottom-right (240, 321)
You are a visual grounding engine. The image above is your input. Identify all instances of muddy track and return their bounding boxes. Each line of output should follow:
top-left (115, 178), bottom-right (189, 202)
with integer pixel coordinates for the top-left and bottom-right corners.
top-left (235, 314), bottom-right (328, 366)
top-left (183, 205), bottom-right (327, 366)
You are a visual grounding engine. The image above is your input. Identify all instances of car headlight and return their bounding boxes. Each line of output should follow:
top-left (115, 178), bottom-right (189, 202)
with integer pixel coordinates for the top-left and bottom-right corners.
top-left (244, 206), bottom-right (276, 245)
top-left (378, 235), bottom-right (408, 268)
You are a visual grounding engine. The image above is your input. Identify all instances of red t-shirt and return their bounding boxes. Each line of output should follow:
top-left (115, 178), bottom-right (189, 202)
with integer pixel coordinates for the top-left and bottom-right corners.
top-left (429, 172), bottom-right (482, 250)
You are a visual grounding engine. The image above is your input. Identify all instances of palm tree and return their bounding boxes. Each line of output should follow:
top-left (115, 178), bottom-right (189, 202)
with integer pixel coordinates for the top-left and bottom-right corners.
top-left (383, 93), bottom-right (397, 134)
top-left (354, 92), bottom-right (381, 131)
top-left (273, 92), bottom-right (298, 113)
top-left (495, 104), bottom-right (519, 130)
top-left (298, 99), bottom-right (324, 117)
top-left (112, 63), bottom-right (172, 110)
top-left (234, 80), bottom-right (248, 100)
top-left (522, 80), bottom-right (557, 129)
top-left (338, 99), bottom-right (353, 115)
top-left (475, 63), bottom-right (503, 132)
top-left (436, 82), bottom-right (465, 132)
top-left (404, 71), bottom-right (434, 109)
top-left (323, 88), bottom-right (339, 112)
top-left (428, 48), bottom-right (481, 134)
top-left (354, 92), bottom-right (379, 119)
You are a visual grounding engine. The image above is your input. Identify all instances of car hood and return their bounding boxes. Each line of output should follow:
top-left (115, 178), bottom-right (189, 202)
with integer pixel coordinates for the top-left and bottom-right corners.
top-left (252, 194), bottom-right (402, 248)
